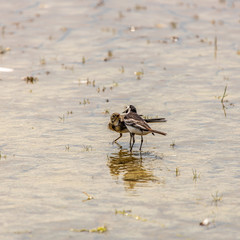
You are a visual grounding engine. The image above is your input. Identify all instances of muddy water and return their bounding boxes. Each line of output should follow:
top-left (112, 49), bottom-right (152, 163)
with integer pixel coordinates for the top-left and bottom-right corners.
top-left (0, 0), bottom-right (240, 239)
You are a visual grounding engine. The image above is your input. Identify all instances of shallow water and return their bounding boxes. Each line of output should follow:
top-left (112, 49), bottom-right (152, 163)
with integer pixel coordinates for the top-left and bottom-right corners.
top-left (0, 0), bottom-right (240, 239)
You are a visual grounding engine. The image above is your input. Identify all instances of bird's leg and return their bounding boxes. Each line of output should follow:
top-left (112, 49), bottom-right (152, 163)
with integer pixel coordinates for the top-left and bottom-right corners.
top-left (130, 133), bottom-right (133, 151)
top-left (130, 133), bottom-right (135, 152)
top-left (139, 135), bottom-right (143, 151)
top-left (129, 133), bottom-right (132, 147)
top-left (112, 133), bottom-right (122, 144)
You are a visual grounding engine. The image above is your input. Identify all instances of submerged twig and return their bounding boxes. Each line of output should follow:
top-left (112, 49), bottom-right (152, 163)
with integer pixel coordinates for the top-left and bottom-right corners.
top-left (211, 191), bottom-right (223, 205)
top-left (192, 169), bottom-right (200, 182)
top-left (221, 85), bottom-right (227, 103)
top-left (221, 85), bottom-right (228, 117)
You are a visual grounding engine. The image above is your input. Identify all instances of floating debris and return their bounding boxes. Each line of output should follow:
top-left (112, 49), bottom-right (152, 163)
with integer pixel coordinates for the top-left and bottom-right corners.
top-left (40, 58), bottom-right (46, 65)
top-left (82, 56), bottom-right (85, 64)
top-left (59, 111), bottom-right (73, 124)
top-left (0, 46), bottom-right (10, 54)
top-left (65, 145), bottom-right (70, 151)
top-left (115, 209), bottom-right (131, 215)
top-left (97, 86), bottom-right (110, 93)
top-left (79, 98), bottom-right (90, 105)
top-left (82, 192), bottom-right (94, 202)
top-left (58, 114), bottom-right (65, 123)
top-left (67, 111), bottom-right (73, 115)
top-left (22, 76), bottom-right (39, 84)
top-left (129, 26), bottom-right (136, 32)
top-left (200, 218), bottom-right (211, 226)
top-left (170, 141), bottom-right (176, 148)
top-left (115, 209), bottom-right (148, 222)
top-left (175, 167), bottom-right (180, 176)
top-left (171, 36), bottom-right (179, 42)
top-left (170, 21), bottom-right (177, 29)
top-left (70, 225), bottom-right (107, 233)
top-left (200, 37), bottom-right (212, 44)
top-left (135, 4), bottom-right (147, 10)
top-left (109, 82), bottom-right (118, 90)
top-left (104, 50), bottom-right (113, 61)
top-left (101, 27), bottom-right (116, 34)
top-left (108, 50), bottom-right (112, 57)
top-left (0, 152), bottom-right (7, 160)
top-left (134, 69), bottom-right (144, 80)
top-left (81, 145), bottom-right (93, 151)
top-left (158, 36), bottom-right (180, 44)
top-left (61, 64), bottom-right (74, 71)
top-left (78, 78), bottom-right (95, 87)
top-left (104, 110), bottom-right (109, 114)
top-left (119, 66), bottom-right (124, 73)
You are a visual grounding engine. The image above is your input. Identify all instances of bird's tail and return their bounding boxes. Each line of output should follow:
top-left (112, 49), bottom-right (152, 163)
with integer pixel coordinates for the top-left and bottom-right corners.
top-left (151, 129), bottom-right (167, 136)
top-left (145, 118), bottom-right (166, 123)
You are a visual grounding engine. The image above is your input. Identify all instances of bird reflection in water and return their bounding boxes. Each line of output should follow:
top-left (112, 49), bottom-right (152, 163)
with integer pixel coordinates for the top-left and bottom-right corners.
top-left (107, 149), bottom-right (161, 191)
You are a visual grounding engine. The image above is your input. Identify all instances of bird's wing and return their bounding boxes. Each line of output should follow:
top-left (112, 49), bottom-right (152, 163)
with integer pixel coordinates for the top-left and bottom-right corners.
top-left (124, 118), bottom-right (151, 131)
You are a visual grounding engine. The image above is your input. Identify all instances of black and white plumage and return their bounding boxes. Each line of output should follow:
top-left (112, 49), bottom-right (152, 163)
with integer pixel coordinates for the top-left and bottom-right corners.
top-left (108, 112), bottom-right (166, 144)
top-left (123, 105), bottom-right (167, 151)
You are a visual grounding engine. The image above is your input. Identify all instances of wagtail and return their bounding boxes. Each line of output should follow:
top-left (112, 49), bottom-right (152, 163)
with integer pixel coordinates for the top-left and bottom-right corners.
top-left (108, 106), bottom-right (166, 145)
top-left (123, 105), bottom-right (167, 151)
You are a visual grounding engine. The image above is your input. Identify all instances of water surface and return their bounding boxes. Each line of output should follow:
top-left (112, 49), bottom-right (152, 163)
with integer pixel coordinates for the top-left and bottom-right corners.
top-left (0, 0), bottom-right (240, 239)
